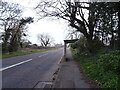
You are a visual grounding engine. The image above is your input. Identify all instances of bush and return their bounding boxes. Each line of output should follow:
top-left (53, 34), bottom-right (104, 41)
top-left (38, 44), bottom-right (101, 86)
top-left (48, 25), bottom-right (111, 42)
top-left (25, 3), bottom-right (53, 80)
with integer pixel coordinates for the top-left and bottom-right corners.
top-left (71, 49), bottom-right (119, 88)
top-left (98, 50), bottom-right (120, 73)
top-left (100, 72), bottom-right (118, 88)
top-left (86, 37), bottom-right (104, 53)
top-left (73, 36), bottom-right (89, 54)
top-left (72, 36), bottom-right (104, 54)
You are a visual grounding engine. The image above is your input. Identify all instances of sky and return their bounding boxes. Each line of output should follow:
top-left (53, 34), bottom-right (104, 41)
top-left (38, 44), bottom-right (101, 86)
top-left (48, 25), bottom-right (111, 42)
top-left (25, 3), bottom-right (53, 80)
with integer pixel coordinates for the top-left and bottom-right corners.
top-left (3, 0), bottom-right (69, 45)
top-left (2, 0), bottom-right (120, 45)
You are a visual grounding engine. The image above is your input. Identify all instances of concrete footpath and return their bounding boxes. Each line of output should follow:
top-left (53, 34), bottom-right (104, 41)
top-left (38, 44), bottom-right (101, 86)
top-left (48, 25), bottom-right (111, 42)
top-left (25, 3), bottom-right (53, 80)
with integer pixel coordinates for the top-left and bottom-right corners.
top-left (53, 48), bottom-right (91, 88)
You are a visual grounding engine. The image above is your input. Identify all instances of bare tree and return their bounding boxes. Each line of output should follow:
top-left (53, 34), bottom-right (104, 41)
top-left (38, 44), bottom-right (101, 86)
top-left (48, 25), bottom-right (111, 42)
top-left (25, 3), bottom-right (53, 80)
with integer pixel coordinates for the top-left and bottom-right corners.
top-left (37, 33), bottom-right (54, 47)
top-left (8, 17), bottom-right (33, 52)
top-left (35, 0), bottom-right (101, 52)
top-left (0, 1), bottom-right (33, 52)
top-left (0, 1), bottom-right (23, 52)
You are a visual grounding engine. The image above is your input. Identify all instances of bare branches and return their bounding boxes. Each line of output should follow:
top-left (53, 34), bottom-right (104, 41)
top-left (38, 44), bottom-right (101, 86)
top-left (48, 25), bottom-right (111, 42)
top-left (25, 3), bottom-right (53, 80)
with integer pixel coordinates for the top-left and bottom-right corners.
top-left (35, 0), bottom-right (69, 20)
top-left (36, 1), bottom-right (113, 43)
top-left (37, 33), bottom-right (54, 47)
top-left (1, 1), bottom-right (34, 52)
top-left (36, 1), bottom-right (89, 25)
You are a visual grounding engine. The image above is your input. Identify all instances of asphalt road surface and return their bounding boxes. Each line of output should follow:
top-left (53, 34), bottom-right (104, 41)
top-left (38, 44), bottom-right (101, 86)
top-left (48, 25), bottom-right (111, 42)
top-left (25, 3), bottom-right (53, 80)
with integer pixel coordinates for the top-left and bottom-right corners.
top-left (2, 48), bottom-right (63, 88)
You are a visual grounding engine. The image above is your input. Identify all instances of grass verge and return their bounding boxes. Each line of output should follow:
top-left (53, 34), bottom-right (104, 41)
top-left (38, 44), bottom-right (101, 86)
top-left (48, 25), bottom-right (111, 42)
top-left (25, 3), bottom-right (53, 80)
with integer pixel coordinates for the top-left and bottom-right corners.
top-left (71, 48), bottom-right (119, 89)
top-left (2, 48), bottom-right (55, 58)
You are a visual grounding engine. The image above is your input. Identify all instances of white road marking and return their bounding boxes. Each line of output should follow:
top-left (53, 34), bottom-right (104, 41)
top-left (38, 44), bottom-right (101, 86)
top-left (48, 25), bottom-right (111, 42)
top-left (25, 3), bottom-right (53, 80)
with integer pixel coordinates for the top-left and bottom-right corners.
top-left (0, 59), bottom-right (32, 71)
top-left (0, 54), bottom-right (48, 71)
top-left (38, 54), bottom-right (47, 58)
top-left (57, 55), bottom-right (63, 64)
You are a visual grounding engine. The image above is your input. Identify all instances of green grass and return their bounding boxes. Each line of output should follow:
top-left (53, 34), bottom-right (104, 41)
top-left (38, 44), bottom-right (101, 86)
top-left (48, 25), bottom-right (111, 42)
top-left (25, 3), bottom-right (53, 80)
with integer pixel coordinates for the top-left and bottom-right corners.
top-left (2, 48), bottom-right (55, 58)
top-left (71, 48), bottom-right (119, 89)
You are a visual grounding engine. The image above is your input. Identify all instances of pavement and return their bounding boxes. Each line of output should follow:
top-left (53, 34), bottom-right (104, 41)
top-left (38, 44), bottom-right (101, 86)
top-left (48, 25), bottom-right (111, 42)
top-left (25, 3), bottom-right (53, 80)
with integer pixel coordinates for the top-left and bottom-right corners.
top-left (53, 48), bottom-right (90, 88)
top-left (2, 48), bottom-right (63, 88)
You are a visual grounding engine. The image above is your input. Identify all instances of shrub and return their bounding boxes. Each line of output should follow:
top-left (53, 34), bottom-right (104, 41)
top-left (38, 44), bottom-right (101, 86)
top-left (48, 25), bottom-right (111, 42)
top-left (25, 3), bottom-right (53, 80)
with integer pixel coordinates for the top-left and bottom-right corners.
top-left (98, 50), bottom-right (120, 73)
top-left (97, 50), bottom-right (119, 88)
top-left (72, 36), bottom-right (104, 54)
top-left (71, 49), bottom-right (119, 88)
top-left (86, 37), bottom-right (104, 53)
top-left (73, 36), bottom-right (89, 54)
top-left (100, 72), bottom-right (118, 88)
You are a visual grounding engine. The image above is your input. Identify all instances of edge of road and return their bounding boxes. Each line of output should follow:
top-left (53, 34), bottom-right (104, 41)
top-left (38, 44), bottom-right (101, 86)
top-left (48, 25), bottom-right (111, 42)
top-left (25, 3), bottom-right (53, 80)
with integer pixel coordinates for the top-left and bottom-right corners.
top-left (2, 47), bottom-right (61, 59)
top-left (51, 55), bottom-right (64, 88)
top-left (36, 54), bottom-right (64, 89)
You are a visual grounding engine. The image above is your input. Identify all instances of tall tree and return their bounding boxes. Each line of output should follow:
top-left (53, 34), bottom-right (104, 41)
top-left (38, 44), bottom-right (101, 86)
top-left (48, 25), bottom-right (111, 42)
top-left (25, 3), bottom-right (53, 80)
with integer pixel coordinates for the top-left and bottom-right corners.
top-left (8, 17), bottom-right (33, 52)
top-left (0, 1), bottom-right (34, 52)
top-left (0, 1), bottom-right (22, 52)
top-left (36, 1), bottom-right (119, 51)
top-left (118, 2), bottom-right (120, 49)
top-left (94, 2), bottom-right (118, 47)
top-left (36, 1), bottom-right (103, 52)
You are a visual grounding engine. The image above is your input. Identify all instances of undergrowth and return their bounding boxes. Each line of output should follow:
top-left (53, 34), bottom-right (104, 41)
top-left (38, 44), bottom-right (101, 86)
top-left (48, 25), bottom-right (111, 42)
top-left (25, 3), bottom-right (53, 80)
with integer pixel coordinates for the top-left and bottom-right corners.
top-left (71, 48), bottom-right (119, 89)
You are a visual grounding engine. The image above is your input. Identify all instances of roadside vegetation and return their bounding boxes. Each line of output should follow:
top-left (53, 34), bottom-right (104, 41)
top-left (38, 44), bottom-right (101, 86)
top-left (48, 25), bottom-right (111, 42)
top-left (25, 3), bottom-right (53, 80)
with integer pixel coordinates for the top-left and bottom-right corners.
top-left (70, 37), bottom-right (119, 89)
top-left (2, 47), bottom-right (56, 58)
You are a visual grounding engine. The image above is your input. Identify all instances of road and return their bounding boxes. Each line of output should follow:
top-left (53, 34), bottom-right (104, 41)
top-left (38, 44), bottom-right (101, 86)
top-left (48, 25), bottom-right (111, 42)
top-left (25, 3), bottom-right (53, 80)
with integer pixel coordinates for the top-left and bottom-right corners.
top-left (2, 48), bottom-right (63, 88)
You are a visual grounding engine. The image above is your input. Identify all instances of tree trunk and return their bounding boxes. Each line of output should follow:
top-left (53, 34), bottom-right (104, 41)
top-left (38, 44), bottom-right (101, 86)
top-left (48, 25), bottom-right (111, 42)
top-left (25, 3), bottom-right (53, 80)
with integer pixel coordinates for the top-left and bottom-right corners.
top-left (85, 34), bottom-right (95, 53)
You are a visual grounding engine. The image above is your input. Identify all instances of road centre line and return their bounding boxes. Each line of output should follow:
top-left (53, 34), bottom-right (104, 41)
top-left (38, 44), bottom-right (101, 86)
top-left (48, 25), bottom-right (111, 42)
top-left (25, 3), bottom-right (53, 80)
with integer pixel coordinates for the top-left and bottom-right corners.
top-left (0, 59), bottom-right (33, 71)
top-left (38, 54), bottom-right (47, 58)
top-left (0, 54), bottom-right (48, 71)
top-left (1, 53), bottom-right (48, 72)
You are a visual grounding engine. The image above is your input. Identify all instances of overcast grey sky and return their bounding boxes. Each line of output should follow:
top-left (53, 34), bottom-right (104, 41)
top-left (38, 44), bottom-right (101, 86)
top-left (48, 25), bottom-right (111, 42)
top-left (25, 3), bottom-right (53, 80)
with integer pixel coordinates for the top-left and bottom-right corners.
top-left (3, 0), bottom-right (69, 44)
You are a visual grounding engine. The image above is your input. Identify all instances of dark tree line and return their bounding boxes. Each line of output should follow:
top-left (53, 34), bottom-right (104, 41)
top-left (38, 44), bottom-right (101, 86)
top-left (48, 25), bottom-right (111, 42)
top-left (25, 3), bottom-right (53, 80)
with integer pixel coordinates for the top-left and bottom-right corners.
top-left (93, 2), bottom-right (119, 48)
top-left (0, 2), bottom-right (33, 53)
top-left (36, 0), bottom-right (120, 52)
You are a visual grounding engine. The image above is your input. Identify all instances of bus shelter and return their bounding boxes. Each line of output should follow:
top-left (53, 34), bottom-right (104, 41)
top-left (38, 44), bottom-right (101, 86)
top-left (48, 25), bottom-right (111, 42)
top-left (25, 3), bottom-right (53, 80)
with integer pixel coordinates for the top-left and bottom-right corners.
top-left (64, 39), bottom-right (78, 60)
